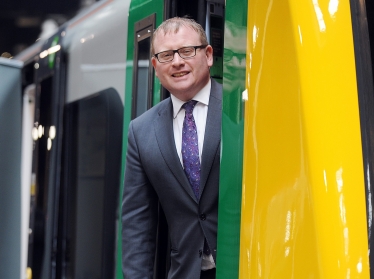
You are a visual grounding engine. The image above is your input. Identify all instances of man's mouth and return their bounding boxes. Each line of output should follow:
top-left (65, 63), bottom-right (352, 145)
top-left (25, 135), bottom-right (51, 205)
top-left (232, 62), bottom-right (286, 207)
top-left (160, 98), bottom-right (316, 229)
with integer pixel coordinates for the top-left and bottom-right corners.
top-left (172, 72), bottom-right (188, 77)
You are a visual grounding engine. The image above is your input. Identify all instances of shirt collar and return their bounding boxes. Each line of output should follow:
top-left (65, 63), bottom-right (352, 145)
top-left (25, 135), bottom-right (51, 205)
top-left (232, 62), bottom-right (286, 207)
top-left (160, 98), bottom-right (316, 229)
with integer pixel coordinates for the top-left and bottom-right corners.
top-left (171, 79), bottom-right (211, 119)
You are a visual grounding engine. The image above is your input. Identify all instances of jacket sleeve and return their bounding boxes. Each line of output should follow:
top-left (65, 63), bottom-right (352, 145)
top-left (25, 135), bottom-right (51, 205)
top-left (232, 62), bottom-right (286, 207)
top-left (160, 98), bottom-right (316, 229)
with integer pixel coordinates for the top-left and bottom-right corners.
top-left (121, 121), bottom-right (158, 279)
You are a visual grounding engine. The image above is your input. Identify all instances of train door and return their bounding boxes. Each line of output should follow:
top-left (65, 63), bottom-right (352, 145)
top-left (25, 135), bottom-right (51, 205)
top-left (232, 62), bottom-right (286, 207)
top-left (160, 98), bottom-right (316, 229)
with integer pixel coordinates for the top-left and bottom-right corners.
top-left (59, 1), bottom-right (128, 278)
top-left (27, 27), bottom-right (124, 279)
top-left (27, 31), bottom-right (66, 279)
top-left (61, 87), bottom-right (123, 279)
top-left (120, 0), bottom-right (224, 278)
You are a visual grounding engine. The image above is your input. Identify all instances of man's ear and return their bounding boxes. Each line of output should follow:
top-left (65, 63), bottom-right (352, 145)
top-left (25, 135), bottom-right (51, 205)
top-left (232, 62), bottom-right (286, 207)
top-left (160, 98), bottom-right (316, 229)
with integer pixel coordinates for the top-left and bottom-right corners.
top-left (151, 57), bottom-right (158, 77)
top-left (205, 45), bottom-right (214, 67)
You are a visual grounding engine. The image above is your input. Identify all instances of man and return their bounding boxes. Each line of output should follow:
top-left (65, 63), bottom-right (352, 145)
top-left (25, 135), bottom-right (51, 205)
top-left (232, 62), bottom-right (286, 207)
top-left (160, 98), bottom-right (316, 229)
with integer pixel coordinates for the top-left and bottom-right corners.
top-left (122, 17), bottom-right (222, 279)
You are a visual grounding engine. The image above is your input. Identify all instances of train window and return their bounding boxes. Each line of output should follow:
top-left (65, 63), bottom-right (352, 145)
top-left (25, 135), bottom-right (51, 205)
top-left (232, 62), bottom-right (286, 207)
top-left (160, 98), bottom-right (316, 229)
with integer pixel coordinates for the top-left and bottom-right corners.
top-left (61, 88), bottom-right (123, 279)
top-left (132, 14), bottom-right (156, 119)
top-left (136, 38), bottom-right (151, 115)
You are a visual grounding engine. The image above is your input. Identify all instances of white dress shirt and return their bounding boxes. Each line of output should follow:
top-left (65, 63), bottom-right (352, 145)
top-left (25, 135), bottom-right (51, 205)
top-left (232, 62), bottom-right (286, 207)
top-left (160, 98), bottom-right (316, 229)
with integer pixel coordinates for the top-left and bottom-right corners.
top-left (171, 80), bottom-right (210, 166)
top-left (170, 79), bottom-right (216, 270)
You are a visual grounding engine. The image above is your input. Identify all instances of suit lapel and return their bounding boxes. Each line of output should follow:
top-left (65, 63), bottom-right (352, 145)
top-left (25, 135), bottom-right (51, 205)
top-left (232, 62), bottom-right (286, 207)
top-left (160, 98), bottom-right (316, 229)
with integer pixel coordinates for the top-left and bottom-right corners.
top-left (199, 80), bottom-right (222, 198)
top-left (154, 100), bottom-right (198, 202)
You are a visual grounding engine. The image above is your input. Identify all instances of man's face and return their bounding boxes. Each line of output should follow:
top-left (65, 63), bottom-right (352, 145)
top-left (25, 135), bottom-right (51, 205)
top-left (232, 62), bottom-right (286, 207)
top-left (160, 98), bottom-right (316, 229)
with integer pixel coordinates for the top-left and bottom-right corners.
top-left (223, 24), bottom-right (247, 94)
top-left (151, 26), bottom-right (213, 101)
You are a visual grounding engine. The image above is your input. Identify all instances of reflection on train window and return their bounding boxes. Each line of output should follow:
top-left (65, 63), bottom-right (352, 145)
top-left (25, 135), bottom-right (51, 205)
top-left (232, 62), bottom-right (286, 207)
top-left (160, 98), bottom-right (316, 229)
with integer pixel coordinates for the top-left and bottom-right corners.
top-left (62, 88), bottom-right (123, 279)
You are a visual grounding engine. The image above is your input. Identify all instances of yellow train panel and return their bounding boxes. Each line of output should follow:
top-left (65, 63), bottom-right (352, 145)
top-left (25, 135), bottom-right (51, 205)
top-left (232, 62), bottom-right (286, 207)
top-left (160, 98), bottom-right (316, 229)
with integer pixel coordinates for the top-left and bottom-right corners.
top-left (240, 0), bottom-right (369, 277)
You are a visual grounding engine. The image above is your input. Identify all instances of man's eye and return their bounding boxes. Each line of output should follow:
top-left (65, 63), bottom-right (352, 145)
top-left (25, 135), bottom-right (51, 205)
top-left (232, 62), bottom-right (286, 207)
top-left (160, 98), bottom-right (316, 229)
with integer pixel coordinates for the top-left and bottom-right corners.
top-left (160, 52), bottom-right (172, 58)
top-left (180, 49), bottom-right (193, 55)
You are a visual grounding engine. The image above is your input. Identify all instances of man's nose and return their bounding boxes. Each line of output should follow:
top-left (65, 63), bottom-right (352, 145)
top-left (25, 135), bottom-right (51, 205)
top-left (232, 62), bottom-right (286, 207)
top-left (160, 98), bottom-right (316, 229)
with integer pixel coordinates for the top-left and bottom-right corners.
top-left (172, 52), bottom-right (184, 64)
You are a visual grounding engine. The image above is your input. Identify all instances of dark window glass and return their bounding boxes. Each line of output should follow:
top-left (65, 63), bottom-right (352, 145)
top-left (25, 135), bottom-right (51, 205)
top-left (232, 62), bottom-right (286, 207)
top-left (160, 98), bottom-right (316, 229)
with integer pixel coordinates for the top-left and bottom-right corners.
top-left (135, 37), bottom-right (151, 117)
top-left (132, 14), bottom-right (155, 120)
top-left (61, 88), bottom-right (123, 279)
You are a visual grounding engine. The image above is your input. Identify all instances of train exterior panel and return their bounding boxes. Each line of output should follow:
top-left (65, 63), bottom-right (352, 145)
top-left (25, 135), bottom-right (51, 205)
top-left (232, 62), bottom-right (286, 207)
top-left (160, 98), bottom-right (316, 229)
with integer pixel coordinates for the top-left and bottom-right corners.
top-left (64, 0), bottom-right (129, 103)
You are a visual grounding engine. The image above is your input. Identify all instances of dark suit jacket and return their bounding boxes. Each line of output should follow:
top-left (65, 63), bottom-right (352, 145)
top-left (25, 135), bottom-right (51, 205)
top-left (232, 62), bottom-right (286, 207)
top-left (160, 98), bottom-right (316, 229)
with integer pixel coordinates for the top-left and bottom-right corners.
top-left (122, 79), bottom-right (222, 279)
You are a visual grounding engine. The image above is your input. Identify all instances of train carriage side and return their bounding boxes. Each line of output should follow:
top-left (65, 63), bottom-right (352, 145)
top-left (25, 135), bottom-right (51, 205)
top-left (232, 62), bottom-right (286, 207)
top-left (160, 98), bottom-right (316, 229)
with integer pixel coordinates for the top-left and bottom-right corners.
top-left (10, 0), bottom-right (374, 277)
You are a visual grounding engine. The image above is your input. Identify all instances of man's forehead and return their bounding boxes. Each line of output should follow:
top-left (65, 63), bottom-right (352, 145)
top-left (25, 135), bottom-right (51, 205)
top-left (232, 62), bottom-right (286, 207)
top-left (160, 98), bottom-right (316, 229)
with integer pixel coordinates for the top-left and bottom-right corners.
top-left (158, 25), bottom-right (196, 37)
top-left (154, 27), bottom-right (200, 50)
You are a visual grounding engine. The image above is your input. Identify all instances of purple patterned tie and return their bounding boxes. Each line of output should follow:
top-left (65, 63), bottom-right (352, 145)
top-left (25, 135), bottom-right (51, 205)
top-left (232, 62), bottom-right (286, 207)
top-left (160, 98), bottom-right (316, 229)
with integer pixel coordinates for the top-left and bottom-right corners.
top-left (182, 100), bottom-right (200, 199)
top-left (181, 100), bottom-right (211, 256)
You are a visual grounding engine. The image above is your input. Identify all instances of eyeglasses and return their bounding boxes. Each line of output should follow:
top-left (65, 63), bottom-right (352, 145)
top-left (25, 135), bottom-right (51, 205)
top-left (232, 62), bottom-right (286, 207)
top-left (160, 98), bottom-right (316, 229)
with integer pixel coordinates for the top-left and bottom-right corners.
top-left (154, 45), bottom-right (207, 63)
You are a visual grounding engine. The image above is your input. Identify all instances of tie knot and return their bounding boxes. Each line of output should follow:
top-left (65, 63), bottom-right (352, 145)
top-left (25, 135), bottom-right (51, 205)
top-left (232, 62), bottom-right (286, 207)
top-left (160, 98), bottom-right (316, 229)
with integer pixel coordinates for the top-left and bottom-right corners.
top-left (182, 100), bottom-right (198, 114)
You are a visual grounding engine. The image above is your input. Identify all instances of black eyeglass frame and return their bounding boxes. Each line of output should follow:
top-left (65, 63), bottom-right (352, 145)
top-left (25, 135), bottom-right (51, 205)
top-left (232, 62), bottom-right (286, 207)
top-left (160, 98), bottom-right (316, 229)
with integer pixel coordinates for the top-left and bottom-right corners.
top-left (153, 45), bottom-right (208, 63)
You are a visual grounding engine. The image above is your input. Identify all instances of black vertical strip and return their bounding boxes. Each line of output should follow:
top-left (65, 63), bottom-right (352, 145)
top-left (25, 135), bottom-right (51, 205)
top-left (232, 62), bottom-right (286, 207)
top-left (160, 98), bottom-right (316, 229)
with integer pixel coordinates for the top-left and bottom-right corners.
top-left (59, 99), bottom-right (77, 279)
top-left (366, 0), bottom-right (374, 69)
top-left (197, 0), bottom-right (207, 29)
top-left (102, 89), bottom-right (123, 279)
top-left (350, 0), bottom-right (374, 276)
top-left (161, 0), bottom-right (172, 101)
top-left (51, 33), bottom-right (67, 279)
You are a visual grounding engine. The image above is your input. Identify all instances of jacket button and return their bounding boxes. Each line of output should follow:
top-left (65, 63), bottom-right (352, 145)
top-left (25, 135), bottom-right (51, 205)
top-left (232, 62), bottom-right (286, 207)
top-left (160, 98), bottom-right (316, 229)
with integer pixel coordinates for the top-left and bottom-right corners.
top-left (200, 214), bottom-right (206, 220)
